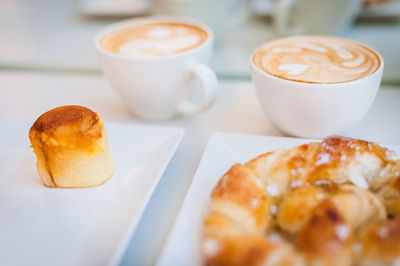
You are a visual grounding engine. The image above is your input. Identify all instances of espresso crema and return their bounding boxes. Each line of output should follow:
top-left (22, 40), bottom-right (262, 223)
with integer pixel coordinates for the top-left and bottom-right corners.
top-left (252, 36), bottom-right (381, 84)
top-left (100, 22), bottom-right (208, 58)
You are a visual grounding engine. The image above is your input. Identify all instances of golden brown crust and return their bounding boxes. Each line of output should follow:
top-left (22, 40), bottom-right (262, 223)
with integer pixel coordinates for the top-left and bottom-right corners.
top-left (203, 136), bottom-right (400, 266)
top-left (307, 136), bottom-right (367, 180)
top-left (288, 136), bottom-right (397, 188)
top-left (205, 164), bottom-right (270, 238)
top-left (204, 236), bottom-right (276, 266)
top-left (360, 218), bottom-right (400, 265)
top-left (245, 149), bottom-right (291, 201)
top-left (29, 105), bottom-right (102, 151)
top-left (377, 176), bottom-right (400, 217)
top-left (392, 176), bottom-right (400, 191)
top-left (244, 136), bottom-right (399, 201)
top-left (29, 105), bottom-right (114, 188)
top-left (314, 135), bottom-right (391, 172)
top-left (211, 164), bottom-right (267, 212)
top-left (331, 185), bottom-right (386, 230)
top-left (277, 186), bottom-right (327, 234)
top-left (297, 199), bottom-right (353, 266)
top-left (204, 236), bottom-right (304, 266)
top-left (31, 105), bottom-right (98, 133)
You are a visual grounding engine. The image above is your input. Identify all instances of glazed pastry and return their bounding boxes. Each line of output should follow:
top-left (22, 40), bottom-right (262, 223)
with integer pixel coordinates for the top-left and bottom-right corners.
top-left (359, 218), bottom-right (400, 266)
top-left (277, 184), bottom-right (386, 235)
top-left (330, 184), bottom-right (386, 230)
top-left (203, 136), bottom-right (400, 266)
top-left (297, 199), bottom-right (353, 266)
top-left (364, 0), bottom-right (393, 7)
top-left (204, 164), bottom-right (271, 239)
top-left (244, 136), bottom-right (400, 199)
top-left (277, 186), bottom-right (327, 234)
top-left (29, 105), bottom-right (114, 188)
top-left (203, 235), bottom-right (305, 266)
top-left (377, 176), bottom-right (400, 217)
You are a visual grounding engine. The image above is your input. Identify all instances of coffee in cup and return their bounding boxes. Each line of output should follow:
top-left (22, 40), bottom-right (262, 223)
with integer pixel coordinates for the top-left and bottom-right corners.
top-left (251, 36), bottom-right (383, 138)
top-left (95, 17), bottom-right (218, 120)
top-left (252, 36), bottom-right (381, 84)
top-left (100, 22), bottom-right (209, 58)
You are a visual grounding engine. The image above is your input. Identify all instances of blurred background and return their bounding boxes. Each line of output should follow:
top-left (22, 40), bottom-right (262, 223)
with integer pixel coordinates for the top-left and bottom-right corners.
top-left (0, 0), bottom-right (399, 83)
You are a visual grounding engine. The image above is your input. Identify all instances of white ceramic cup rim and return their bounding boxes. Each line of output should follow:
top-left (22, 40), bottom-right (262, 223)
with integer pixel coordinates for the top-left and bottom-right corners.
top-left (94, 16), bottom-right (214, 61)
top-left (250, 35), bottom-right (384, 87)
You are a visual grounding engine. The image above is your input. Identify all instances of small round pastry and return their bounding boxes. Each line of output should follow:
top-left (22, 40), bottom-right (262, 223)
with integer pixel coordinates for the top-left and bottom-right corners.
top-left (29, 105), bottom-right (114, 188)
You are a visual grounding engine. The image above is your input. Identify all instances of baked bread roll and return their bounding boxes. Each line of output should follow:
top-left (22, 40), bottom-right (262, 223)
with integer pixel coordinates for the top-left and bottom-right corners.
top-left (29, 105), bottom-right (114, 188)
top-left (203, 136), bottom-right (400, 266)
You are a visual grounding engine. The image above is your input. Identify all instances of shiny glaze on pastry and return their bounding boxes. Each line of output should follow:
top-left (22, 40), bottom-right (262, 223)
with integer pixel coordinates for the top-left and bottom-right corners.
top-left (29, 105), bottom-right (114, 188)
top-left (203, 136), bottom-right (400, 266)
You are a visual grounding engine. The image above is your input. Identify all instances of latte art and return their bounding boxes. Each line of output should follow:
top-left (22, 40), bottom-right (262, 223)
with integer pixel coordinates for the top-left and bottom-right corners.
top-left (100, 23), bottom-right (208, 58)
top-left (252, 36), bottom-right (381, 84)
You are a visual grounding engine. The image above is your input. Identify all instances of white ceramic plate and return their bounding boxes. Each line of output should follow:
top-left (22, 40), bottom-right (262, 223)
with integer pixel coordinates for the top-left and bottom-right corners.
top-left (157, 132), bottom-right (400, 265)
top-left (0, 119), bottom-right (183, 266)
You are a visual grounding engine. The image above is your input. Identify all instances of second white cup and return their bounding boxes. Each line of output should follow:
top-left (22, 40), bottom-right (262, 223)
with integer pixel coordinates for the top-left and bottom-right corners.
top-left (251, 37), bottom-right (383, 138)
top-left (95, 16), bottom-right (218, 120)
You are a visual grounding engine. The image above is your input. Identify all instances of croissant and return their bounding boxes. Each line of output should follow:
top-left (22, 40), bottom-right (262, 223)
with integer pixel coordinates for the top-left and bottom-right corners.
top-left (203, 136), bottom-right (400, 266)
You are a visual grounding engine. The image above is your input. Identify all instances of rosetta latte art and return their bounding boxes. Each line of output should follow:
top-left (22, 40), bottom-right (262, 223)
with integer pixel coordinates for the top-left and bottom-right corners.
top-left (253, 36), bottom-right (380, 84)
top-left (101, 22), bottom-right (208, 58)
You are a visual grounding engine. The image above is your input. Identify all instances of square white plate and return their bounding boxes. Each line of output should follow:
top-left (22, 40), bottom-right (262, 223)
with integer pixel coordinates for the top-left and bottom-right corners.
top-left (0, 119), bottom-right (183, 266)
top-left (157, 132), bottom-right (400, 265)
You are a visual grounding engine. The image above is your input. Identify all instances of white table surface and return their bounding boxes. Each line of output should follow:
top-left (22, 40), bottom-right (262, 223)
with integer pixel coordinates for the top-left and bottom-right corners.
top-left (1, 71), bottom-right (400, 265)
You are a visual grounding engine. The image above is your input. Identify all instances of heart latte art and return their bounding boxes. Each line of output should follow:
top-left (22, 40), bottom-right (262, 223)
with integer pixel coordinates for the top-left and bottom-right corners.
top-left (100, 22), bottom-right (208, 58)
top-left (252, 36), bottom-right (381, 84)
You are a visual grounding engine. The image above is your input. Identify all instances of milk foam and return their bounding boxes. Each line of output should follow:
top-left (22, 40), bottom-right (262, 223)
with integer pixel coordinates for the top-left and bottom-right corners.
top-left (146, 26), bottom-right (171, 38)
top-left (119, 31), bottom-right (201, 58)
top-left (100, 23), bottom-right (208, 58)
top-left (278, 64), bottom-right (309, 76)
top-left (253, 36), bottom-right (380, 84)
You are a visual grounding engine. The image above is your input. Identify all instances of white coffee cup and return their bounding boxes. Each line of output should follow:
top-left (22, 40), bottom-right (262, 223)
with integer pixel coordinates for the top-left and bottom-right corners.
top-left (95, 16), bottom-right (218, 120)
top-left (274, 0), bottom-right (361, 35)
top-left (251, 37), bottom-right (384, 138)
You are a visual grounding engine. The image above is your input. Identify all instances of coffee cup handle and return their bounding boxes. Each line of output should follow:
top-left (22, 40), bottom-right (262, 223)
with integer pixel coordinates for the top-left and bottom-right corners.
top-left (176, 64), bottom-right (218, 115)
top-left (274, 0), bottom-right (301, 35)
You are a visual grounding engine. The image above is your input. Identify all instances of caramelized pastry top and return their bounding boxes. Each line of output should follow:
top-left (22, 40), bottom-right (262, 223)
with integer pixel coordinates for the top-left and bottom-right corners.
top-left (297, 199), bottom-right (353, 255)
top-left (29, 105), bottom-right (103, 150)
top-left (203, 136), bottom-right (400, 266)
top-left (211, 164), bottom-right (267, 210)
top-left (361, 218), bottom-right (400, 261)
top-left (204, 235), bottom-right (304, 266)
